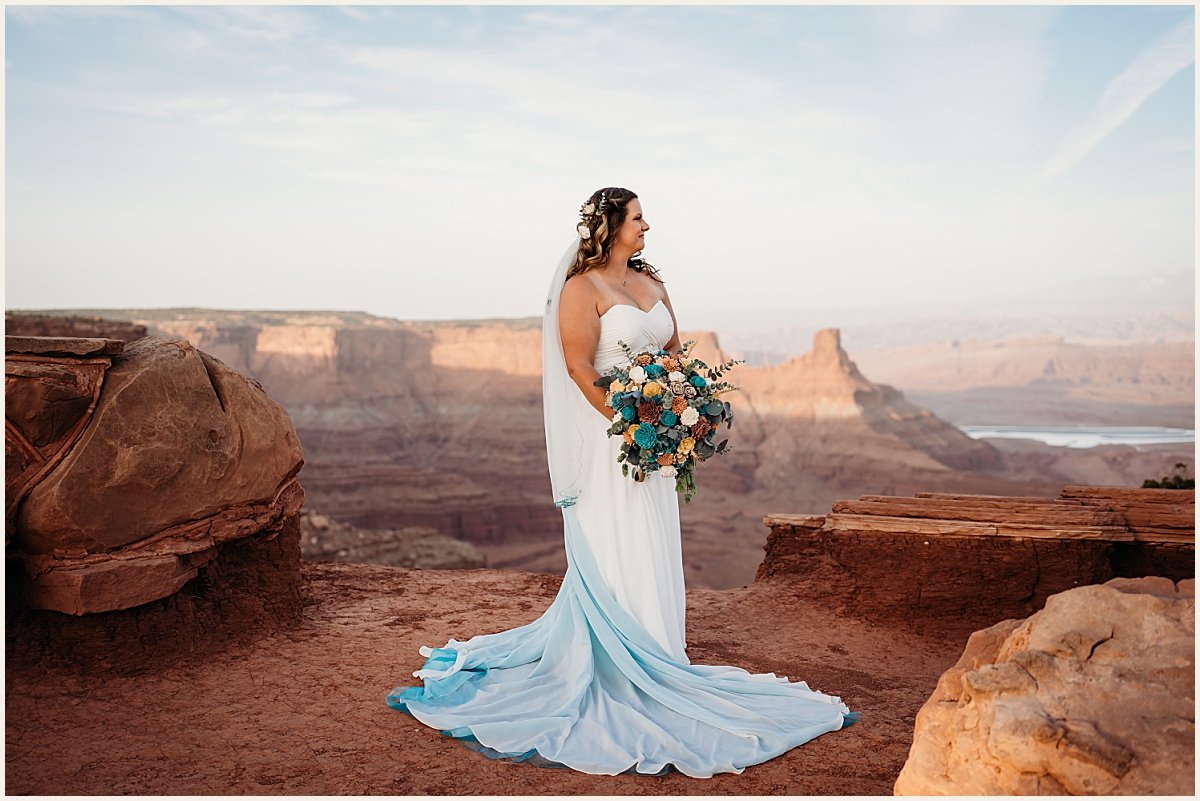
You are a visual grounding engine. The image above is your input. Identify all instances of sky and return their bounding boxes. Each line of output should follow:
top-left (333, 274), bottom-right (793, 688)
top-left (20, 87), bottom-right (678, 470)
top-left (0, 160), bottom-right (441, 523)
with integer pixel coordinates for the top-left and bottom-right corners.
top-left (4, 4), bottom-right (1195, 323)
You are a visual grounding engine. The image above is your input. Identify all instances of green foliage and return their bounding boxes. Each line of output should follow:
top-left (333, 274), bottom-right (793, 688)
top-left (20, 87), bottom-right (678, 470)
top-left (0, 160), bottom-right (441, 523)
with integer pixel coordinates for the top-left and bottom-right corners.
top-left (1141, 462), bottom-right (1195, 489)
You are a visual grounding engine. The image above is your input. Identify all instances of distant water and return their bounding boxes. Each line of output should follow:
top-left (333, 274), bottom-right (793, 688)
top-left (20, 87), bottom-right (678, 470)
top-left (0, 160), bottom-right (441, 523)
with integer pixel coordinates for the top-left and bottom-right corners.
top-left (959, 425), bottom-right (1195, 449)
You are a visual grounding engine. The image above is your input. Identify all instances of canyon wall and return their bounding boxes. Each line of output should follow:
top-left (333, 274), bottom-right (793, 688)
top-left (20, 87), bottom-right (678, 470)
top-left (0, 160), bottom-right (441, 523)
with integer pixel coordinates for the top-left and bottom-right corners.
top-left (852, 336), bottom-right (1194, 427)
top-left (7, 310), bottom-right (1191, 588)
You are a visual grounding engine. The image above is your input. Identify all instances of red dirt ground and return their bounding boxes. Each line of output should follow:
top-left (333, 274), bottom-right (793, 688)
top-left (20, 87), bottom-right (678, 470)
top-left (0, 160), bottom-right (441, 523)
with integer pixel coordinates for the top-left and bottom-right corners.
top-left (5, 562), bottom-right (968, 795)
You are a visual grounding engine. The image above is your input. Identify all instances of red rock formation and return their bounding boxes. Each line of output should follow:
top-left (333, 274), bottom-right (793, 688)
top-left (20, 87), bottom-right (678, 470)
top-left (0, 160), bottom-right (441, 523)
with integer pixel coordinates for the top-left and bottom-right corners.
top-left (895, 576), bottom-right (1194, 795)
top-left (758, 487), bottom-right (1194, 636)
top-left (736, 329), bottom-right (1002, 471)
top-left (5, 312), bottom-right (147, 342)
top-left (5, 337), bottom-right (122, 535)
top-left (10, 310), bottom-right (1173, 589)
top-left (5, 335), bottom-right (305, 614)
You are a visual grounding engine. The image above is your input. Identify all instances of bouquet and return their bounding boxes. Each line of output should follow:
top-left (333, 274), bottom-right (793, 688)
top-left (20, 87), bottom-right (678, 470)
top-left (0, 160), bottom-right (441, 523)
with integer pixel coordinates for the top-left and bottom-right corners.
top-left (593, 339), bottom-right (743, 503)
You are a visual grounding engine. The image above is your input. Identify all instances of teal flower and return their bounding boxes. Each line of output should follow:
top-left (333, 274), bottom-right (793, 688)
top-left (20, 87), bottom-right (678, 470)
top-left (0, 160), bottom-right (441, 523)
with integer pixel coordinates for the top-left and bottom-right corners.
top-left (644, 363), bottom-right (666, 378)
top-left (620, 405), bottom-right (637, 421)
top-left (689, 375), bottom-right (707, 388)
top-left (634, 424), bottom-right (658, 449)
top-left (660, 410), bottom-right (678, 426)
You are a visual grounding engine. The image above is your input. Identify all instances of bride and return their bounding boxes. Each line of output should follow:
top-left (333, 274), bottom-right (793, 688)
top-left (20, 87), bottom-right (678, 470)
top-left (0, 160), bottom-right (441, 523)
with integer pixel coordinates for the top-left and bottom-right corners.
top-left (387, 187), bottom-right (858, 777)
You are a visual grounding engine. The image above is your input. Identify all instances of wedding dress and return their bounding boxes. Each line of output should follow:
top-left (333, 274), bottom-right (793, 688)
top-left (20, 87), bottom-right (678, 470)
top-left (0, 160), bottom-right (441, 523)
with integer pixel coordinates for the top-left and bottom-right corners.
top-left (386, 243), bottom-right (857, 777)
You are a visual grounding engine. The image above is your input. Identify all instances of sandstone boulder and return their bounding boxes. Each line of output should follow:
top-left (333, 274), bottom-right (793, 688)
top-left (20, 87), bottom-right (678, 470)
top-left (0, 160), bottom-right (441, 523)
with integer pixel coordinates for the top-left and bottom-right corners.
top-left (894, 576), bottom-right (1195, 795)
top-left (7, 336), bottom-right (305, 614)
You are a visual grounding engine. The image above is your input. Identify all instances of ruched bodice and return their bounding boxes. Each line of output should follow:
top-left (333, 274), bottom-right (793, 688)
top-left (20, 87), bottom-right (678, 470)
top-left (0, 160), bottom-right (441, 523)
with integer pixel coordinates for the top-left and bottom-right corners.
top-left (594, 299), bottom-right (673, 372)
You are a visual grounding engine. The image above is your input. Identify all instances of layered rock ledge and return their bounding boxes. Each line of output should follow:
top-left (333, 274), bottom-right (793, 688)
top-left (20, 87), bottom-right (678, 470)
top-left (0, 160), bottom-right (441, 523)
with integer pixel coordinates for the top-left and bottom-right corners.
top-left (759, 486), bottom-right (1194, 636)
top-left (5, 335), bottom-right (305, 615)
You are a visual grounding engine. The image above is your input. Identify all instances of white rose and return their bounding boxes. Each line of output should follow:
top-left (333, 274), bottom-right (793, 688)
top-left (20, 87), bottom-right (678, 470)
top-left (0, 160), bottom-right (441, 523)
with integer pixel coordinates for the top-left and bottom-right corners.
top-left (576, 223), bottom-right (591, 239)
top-left (660, 465), bottom-right (677, 478)
top-left (680, 406), bottom-right (700, 426)
top-left (668, 370), bottom-right (685, 382)
top-left (628, 365), bottom-right (647, 383)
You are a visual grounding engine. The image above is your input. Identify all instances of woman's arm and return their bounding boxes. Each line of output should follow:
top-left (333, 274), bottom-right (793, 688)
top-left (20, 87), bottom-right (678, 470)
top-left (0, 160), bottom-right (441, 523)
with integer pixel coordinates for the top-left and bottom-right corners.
top-left (659, 289), bottom-right (682, 352)
top-left (558, 277), bottom-right (615, 421)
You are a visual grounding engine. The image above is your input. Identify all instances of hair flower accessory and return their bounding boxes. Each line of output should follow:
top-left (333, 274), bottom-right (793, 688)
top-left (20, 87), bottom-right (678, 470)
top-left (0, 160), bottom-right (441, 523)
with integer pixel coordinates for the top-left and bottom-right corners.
top-left (576, 192), bottom-right (609, 239)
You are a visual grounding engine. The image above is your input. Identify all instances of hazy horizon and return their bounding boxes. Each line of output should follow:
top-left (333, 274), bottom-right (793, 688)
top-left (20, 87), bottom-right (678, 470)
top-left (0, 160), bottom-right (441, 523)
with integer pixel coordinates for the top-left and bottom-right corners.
top-left (5, 5), bottom-right (1195, 321)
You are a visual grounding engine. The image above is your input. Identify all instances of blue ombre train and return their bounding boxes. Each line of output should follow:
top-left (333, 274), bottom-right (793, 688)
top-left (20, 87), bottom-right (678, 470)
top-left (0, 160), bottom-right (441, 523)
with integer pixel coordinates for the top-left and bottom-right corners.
top-left (386, 507), bottom-right (859, 777)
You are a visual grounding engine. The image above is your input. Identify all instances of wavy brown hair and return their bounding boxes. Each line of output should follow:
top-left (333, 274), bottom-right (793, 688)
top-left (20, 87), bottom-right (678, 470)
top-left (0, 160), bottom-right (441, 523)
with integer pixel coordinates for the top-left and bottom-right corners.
top-left (567, 187), bottom-right (664, 284)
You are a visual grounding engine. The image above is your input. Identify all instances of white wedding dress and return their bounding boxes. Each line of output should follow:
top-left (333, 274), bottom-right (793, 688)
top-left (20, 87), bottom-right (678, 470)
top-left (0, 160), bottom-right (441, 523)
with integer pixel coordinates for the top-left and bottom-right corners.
top-left (386, 250), bottom-right (856, 777)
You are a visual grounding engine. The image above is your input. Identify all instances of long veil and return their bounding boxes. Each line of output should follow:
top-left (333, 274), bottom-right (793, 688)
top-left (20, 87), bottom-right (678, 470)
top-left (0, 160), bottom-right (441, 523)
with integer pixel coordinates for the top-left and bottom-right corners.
top-left (542, 238), bottom-right (597, 508)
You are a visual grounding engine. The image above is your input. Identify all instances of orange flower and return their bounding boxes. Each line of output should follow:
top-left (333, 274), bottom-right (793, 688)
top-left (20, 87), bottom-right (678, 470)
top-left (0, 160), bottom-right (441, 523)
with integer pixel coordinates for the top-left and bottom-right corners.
top-left (671, 396), bottom-right (688, 414)
top-left (637, 401), bottom-right (662, 424)
top-left (657, 453), bottom-right (674, 467)
top-left (664, 357), bottom-right (681, 372)
top-left (691, 418), bottom-right (712, 439)
top-left (624, 424), bottom-right (639, 445)
top-left (635, 354), bottom-right (652, 366)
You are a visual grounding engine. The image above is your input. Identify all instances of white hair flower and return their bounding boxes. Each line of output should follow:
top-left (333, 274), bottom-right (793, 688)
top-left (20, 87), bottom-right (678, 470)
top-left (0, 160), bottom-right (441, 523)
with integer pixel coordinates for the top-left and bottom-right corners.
top-left (577, 223), bottom-right (591, 239)
top-left (582, 202), bottom-right (595, 215)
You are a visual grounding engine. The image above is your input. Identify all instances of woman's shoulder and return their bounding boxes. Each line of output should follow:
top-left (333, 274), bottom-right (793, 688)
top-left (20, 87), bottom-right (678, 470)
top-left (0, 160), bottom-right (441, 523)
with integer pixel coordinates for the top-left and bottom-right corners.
top-left (560, 272), bottom-right (601, 312)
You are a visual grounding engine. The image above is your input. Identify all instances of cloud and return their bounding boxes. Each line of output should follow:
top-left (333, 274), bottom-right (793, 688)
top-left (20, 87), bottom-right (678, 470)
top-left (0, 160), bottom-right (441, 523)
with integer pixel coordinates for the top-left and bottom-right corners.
top-left (169, 6), bottom-right (318, 44)
top-left (1042, 16), bottom-right (1195, 180)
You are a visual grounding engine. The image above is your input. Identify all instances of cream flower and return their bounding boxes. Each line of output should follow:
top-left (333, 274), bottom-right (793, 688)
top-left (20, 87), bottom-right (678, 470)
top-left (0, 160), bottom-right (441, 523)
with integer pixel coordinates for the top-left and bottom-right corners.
top-left (660, 465), bottom-right (677, 478)
top-left (609, 379), bottom-right (626, 393)
top-left (628, 365), bottom-right (647, 383)
top-left (680, 406), bottom-right (700, 426)
top-left (582, 202), bottom-right (596, 215)
top-left (577, 223), bottom-right (591, 239)
top-left (668, 370), bottom-right (685, 382)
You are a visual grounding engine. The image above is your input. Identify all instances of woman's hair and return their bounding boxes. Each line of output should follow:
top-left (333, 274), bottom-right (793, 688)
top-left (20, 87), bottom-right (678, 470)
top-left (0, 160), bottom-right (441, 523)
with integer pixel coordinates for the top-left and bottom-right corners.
top-left (567, 187), bottom-right (664, 284)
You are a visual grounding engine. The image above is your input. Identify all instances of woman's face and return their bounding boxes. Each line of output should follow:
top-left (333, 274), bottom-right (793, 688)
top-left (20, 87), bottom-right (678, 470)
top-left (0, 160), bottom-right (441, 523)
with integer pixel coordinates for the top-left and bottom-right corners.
top-left (612, 198), bottom-right (649, 254)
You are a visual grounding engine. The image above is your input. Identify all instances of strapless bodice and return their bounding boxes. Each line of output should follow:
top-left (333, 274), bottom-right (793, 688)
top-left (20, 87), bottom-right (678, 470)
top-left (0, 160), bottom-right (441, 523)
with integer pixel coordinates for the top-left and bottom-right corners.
top-left (594, 299), bottom-right (673, 372)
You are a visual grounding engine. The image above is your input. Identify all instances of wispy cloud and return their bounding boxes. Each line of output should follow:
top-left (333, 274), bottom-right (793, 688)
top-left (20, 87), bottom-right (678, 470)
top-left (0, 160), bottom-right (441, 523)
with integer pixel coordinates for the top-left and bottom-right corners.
top-left (1042, 16), bottom-right (1195, 180)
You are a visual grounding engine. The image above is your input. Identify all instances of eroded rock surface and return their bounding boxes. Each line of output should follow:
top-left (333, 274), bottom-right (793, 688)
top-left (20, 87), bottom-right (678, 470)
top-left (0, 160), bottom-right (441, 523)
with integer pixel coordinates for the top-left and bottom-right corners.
top-left (894, 576), bottom-right (1195, 795)
top-left (759, 487), bottom-right (1194, 636)
top-left (6, 335), bottom-right (305, 614)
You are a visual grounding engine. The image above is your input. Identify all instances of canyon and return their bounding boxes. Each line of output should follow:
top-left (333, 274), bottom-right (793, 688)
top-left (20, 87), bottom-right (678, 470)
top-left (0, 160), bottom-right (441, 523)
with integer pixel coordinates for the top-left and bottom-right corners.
top-left (5, 325), bottom-right (1192, 795)
top-left (6, 309), bottom-right (1192, 589)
